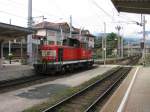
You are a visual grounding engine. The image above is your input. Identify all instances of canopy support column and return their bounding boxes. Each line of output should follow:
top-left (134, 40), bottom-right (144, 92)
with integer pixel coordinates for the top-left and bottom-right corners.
top-left (0, 40), bottom-right (4, 68)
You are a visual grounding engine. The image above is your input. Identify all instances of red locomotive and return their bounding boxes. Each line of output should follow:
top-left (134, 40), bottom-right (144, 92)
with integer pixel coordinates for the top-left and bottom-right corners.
top-left (34, 38), bottom-right (94, 74)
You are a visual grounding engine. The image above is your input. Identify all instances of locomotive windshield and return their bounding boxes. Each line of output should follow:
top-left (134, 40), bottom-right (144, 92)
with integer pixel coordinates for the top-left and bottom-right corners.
top-left (63, 38), bottom-right (80, 47)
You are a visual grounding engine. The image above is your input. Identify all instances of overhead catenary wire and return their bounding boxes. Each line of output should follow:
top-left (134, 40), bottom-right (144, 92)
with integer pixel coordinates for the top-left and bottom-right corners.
top-left (0, 0), bottom-right (112, 31)
top-left (0, 0), bottom-right (141, 34)
top-left (89, 0), bottom-right (113, 20)
top-left (0, 0), bottom-right (63, 23)
top-left (3, 0), bottom-right (88, 30)
top-left (6, 0), bottom-right (64, 19)
top-left (87, 0), bottom-right (114, 33)
top-left (0, 10), bottom-right (27, 20)
top-left (0, 0), bottom-right (68, 27)
top-left (89, 0), bottom-right (139, 25)
top-left (88, 0), bottom-right (121, 31)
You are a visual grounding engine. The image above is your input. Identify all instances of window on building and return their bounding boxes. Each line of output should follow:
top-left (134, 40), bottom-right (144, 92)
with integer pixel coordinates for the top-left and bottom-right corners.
top-left (57, 41), bottom-right (61, 45)
top-left (81, 43), bottom-right (88, 49)
top-left (49, 41), bottom-right (55, 45)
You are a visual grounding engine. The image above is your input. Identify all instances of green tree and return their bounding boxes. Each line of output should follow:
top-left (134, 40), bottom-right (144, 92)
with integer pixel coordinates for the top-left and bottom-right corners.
top-left (94, 37), bottom-right (103, 59)
top-left (94, 37), bottom-right (102, 49)
top-left (106, 33), bottom-right (119, 57)
top-left (94, 32), bottom-right (121, 59)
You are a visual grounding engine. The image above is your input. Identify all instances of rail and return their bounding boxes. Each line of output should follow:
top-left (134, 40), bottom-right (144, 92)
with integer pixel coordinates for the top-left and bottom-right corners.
top-left (42, 67), bottom-right (131, 112)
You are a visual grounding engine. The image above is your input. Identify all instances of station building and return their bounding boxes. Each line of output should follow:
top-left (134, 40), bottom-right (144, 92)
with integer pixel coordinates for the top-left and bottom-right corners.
top-left (0, 22), bottom-right (33, 66)
top-left (33, 21), bottom-right (95, 49)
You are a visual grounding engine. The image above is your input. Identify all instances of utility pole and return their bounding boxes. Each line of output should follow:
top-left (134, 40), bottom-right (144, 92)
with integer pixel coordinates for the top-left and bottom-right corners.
top-left (27, 0), bottom-right (33, 64)
top-left (115, 25), bottom-right (122, 58)
top-left (21, 39), bottom-right (23, 62)
top-left (28, 0), bottom-right (32, 28)
top-left (8, 40), bottom-right (12, 64)
top-left (70, 15), bottom-right (72, 38)
top-left (121, 33), bottom-right (124, 58)
top-left (9, 40), bottom-right (11, 55)
top-left (0, 41), bottom-right (4, 68)
top-left (142, 15), bottom-right (146, 65)
top-left (0, 41), bottom-right (3, 60)
top-left (128, 41), bottom-right (130, 57)
top-left (9, 19), bottom-right (11, 25)
top-left (68, 15), bottom-right (72, 45)
top-left (79, 28), bottom-right (82, 41)
top-left (103, 22), bottom-right (106, 65)
top-left (60, 25), bottom-right (63, 45)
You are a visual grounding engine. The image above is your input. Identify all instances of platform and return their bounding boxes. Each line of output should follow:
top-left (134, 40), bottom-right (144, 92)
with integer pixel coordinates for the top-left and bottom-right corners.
top-left (101, 66), bottom-right (150, 112)
top-left (0, 63), bottom-right (34, 81)
top-left (123, 67), bottom-right (150, 112)
top-left (0, 65), bottom-right (114, 112)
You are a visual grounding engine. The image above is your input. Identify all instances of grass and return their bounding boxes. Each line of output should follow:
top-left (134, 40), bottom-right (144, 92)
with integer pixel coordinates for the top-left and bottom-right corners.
top-left (23, 66), bottom-right (119, 112)
top-left (138, 55), bottom-right (150, 67)
top-left (145, 54), bottom-right (150, 66)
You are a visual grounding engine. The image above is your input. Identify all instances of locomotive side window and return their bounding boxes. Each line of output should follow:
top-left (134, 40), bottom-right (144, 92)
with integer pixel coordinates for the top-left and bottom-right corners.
top-left (42, 50), bottom-right (56, 57)
top-left (47, 50), bottom-right (56, 57)
top-left (42, 50), bottom-right (47, 56)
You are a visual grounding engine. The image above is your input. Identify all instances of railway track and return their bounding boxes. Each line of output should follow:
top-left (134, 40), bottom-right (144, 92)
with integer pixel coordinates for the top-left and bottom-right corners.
top-left (0, 56), bottom-right (139, 94)
top-left (0, 75), bottom-right (55, 93)
top-left (42, 67), bottom-right (131, 112)
top-left (0, 66), bottom-right (97, 93)
top-left (95, 56), bottom-right (138, 66)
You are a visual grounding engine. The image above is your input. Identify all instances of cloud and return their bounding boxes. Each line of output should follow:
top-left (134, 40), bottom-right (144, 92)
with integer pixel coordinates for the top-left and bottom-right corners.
top-left (0, 0), bottom-right (149, 37)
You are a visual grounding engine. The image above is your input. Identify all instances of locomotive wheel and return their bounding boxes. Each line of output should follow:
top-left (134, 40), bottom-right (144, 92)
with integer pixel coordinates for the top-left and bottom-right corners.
top-left (68, 65), bottom-right (74, 73)
top-left (50, 71), bottom-right (56, 75)
top-left (61, 66), bottom-right (66, 75)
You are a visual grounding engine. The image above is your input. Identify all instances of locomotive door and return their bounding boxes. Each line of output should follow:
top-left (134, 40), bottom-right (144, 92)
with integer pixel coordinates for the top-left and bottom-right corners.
top-left (58, 48), bottom-right (63, 63)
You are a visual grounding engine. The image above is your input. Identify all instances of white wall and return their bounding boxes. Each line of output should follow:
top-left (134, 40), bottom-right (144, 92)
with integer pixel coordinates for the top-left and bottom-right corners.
top-left (36, 29), bottom-right (46, 36)
top-left (88, 37), bottom-right (94, 48)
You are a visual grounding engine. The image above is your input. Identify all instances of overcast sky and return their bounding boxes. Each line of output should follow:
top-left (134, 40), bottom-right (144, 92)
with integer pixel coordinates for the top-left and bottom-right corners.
top-left (0, 0), bottom-right (150, 37)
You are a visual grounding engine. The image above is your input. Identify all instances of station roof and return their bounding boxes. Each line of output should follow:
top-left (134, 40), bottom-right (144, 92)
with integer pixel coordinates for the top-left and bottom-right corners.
top-left (111, 0), bottom-right (150, 14)
top-left (0, 22), bottom-right (33, 41)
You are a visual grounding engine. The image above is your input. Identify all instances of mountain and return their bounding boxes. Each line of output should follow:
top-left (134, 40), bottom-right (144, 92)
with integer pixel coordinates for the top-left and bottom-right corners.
top-left (93, 32), bottom-right (150, 45)
top-left (124, 37), bottom-right (140, 43)
top-left (124, 37), bottom-right (150, 45)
